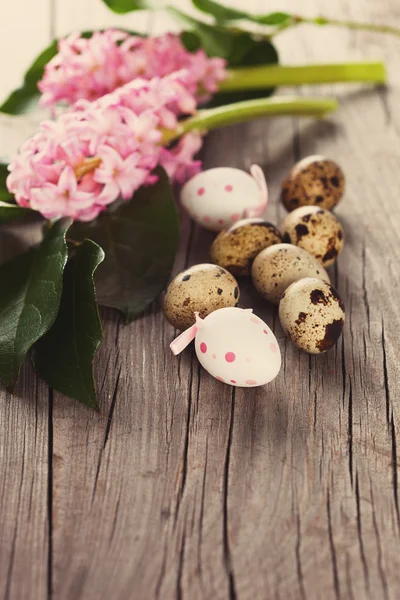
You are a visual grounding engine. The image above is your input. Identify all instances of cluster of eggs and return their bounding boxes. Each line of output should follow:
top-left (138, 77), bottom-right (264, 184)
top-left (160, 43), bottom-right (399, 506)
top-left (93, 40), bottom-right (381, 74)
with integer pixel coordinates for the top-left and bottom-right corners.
top-left (164, 156), bottom-right (346, 387)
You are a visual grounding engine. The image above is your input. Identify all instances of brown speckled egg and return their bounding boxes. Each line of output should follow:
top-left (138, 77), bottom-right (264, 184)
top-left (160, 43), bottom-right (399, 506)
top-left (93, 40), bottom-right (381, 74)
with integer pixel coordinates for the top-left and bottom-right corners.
top-left (279, 277), bottom-right (345, 353)
top-left (210, 218), bottom-right (282, 277)
top-left (251, 244), bottom-right (330, 305)
top-left (281, 155), bottom-right (345, 212)
top-left (163, 263), bottom-right (240, 330)
top-left (280, 206), bottom-right (344, 267)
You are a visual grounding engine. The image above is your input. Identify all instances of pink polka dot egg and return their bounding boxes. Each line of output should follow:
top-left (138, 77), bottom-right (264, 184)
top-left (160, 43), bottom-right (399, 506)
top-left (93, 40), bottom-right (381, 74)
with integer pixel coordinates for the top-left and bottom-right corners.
top-left (180, 165), bottom-right (268, 232)
top-left (170, 307), bottom-right (281, 388)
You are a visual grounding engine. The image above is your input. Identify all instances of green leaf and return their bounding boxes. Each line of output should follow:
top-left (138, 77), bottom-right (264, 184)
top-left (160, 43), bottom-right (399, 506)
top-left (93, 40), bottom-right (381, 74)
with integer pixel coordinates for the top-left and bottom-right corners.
top-left (191, 0), bottom-right (291, 26)
top-left (0, 41), bottom-right (58, 114)
top-left (32, 240), bottom-right (104, 411)
top-left (0, 218), bottom-right (71, 388)
top-left (100, 0), bottom-right (150, 13)
top-left (69, 167), bottom-right (179, 323)
top-left (0, 164), bottom-right (13, 203)
top-left (0, 202), bottom-right (31, 223)
top-left (169, 7), bottom-right (236, 58)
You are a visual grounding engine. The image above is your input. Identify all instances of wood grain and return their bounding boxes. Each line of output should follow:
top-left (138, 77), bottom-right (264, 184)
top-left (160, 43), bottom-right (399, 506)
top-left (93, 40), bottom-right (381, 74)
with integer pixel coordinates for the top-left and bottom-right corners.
top-left (1, 0), bottom-right (400, 598)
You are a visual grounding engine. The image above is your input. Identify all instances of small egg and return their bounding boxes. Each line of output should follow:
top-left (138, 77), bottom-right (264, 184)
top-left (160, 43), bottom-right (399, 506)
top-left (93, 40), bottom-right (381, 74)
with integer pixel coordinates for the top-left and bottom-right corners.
top-left (280, 206), bottom-right (344, 267)
top-left (163, 264), bottom-right (240, 330)
top-left (210, 218), bottom-right (282, 276)
top-left (281, 155), bottom-right (345, 211)
top-left (194, 307), bottom-right (281, 387)
top-left (180, 166), bottom-right (267, 232)
top-left (279, 277), bottom-right (345, 354)
top-left (251, 244), bottom-right (330, 305)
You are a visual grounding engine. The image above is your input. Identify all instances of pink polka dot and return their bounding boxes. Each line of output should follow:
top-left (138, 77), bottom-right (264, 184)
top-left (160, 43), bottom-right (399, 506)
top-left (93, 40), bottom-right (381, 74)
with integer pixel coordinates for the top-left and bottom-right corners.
top-left (246, 357), bottom-right (252, 363)
top-left (212, 353), bottom-right (216, 359)
top-left (246, 380), bottom-right (257, 386)
top-left (218, 219), bottom-right (224, 224)
top-left (216, 376), bottom-right (225, 382)
top-left (231, 213), bottom-right (240, 222)
top-left (225, 184), bottom-right (233, 192)
top-left (270, 343), bottom-right (277, 353)
top-left (200, 342), bottom-right (207, 354)
top-left (263, 329), bottom-right (268, 335)
top-left (197, 187), bottom-right (205, 196)
top-left (250, 317), bottom-right (259, 324)
top-left (230, 380), bottom-right (236, 384)
top-left (225, 352), bottom-right (236, 363)
top-left (203, 216), bottom-right (211, 224)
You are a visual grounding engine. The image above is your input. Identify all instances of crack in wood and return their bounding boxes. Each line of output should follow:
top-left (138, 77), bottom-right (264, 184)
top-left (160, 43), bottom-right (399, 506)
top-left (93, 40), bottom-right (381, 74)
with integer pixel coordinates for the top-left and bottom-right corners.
top-left (222, 389), bottom-right (237, 600)
top-left (327, 487), bottom-right (341, 600)
top-left (295, 513), bottom-right (306, 600)
top-left (369, 474), bottom-right (390, 600)
top-left (348, 378), bottom-right (353, 488)
top-left (47, 387), bottom-right (54, 600)
top-left (355, 472), bottom-right (369, 590)
top-left (381, 321), bottom-right (391, 427)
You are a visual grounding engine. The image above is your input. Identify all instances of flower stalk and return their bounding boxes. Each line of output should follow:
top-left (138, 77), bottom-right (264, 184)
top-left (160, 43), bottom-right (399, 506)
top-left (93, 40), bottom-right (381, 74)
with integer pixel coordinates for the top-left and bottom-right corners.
top-left (220, 62), bottom-right (387, 93)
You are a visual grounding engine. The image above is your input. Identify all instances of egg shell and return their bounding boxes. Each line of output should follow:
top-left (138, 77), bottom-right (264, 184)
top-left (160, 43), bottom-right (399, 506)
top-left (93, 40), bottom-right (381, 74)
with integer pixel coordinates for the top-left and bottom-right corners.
top-left (210, 218), bottom-right (282, 276)
top-left (194, 307), bottom-right (281, 387)
top-left (251, 244), bottom-right (330, 305)
top-left (181, 167), bottom-right (265, 232)
top-left (279, 277), bottom-right (345, 354)
top-left (280, 206), bottom-right (344, 267)
top-left (281, 155), bottom-right (345, 212)
top-left (163, 264), bottom-right (240, 330)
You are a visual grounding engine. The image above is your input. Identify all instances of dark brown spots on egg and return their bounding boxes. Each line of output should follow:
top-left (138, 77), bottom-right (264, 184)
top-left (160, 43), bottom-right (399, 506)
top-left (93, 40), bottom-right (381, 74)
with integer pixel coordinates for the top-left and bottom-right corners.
top-left (234, 286), bottom-right (239, 299)
top-left (323, 246), bottom-right (338, 264)
top-left (310, 289), bottom-right (329, 305)
top-left (338, 230), bottom-right (343, 240)
top-left (217, 288), bottom-right (223, 295)
top-left (316, 319), bottom-right (344, 352)
top-left (295, 312), bottom-right (307, 325)
top-left (302, 214), bottom-right (312, 223)
top-left (182, 274), bottom-right (191, 281)
top-left (295, 224), bottom-right (309, 239)
top-left (330, 176), bottom-right (340, 188)
top-left (183, 297), bottom-right (191, 306)
top-left (315, 195), bottom-right (324, 204)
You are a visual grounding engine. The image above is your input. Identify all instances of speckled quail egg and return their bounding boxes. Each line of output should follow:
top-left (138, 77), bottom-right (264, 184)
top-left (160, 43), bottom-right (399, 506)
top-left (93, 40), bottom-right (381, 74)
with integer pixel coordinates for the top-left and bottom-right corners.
top-left (279, 277), bottom-right (345, 354)
top-left (251, 244), bottom-right (330, 305)
top-left (281, 155), bottom-right (345, 212)
top-left (163, 264), bottom-right (240, 330)
top-left (210, 218), bottom-right (282, 277)
top-left (280, 206), bottom-right (344, 267)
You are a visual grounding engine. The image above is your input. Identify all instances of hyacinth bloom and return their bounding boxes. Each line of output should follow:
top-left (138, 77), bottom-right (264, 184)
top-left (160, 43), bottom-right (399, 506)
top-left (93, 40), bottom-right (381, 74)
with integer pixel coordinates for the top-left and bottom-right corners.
top-left (38, 30), bottom-right (227, 111)
top-left (7, 71), bottom-right (203, 222)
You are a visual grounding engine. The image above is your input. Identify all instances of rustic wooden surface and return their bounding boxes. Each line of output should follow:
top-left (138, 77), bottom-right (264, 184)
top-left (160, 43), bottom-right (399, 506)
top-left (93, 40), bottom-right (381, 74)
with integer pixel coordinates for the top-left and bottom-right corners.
top-left (1, 0), bottom-right (400, 598)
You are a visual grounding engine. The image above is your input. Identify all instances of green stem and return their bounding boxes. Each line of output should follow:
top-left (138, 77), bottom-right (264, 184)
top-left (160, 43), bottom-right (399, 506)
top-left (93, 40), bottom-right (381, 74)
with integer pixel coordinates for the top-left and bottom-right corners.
top-left (220, 62), bottom-right (387, 92)
top-left (293, 15), bottom-right (400, 38)
top-left (163, 96), bottom-right (338, 143)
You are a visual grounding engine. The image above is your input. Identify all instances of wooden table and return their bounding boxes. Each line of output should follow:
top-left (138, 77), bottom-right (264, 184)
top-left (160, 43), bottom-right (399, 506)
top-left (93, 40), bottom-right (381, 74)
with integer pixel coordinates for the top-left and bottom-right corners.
top-left (1, 0), bottom-right (400, 598)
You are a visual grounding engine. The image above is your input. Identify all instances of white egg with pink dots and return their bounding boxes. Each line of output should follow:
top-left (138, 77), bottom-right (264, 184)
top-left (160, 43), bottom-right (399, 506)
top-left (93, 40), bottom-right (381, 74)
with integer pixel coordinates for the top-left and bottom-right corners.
top-left (180, 165), bottom-right (269, 232)
top-left (170, 307), bottom-right (281, 387)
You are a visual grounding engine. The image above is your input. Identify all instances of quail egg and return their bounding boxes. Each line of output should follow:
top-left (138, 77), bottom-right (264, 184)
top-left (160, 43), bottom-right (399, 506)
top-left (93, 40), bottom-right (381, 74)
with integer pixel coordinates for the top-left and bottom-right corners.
top-left (279, 277), bottom-right (345, 353)
top-left (251, 244), bottom-right (330, 305)
top-left (163, 263), bottom-right (240, 330)
top-left (281, 155), bottom-right (345, 212)
top-left (210, 218), bottom-right (282, 276)
top-left (280, 206), bottom-right (344, 267)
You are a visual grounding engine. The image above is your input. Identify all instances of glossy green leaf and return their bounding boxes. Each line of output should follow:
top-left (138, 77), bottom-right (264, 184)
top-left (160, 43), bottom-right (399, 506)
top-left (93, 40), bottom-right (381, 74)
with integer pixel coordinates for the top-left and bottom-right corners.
top-left (0, 218), bottom-right (71, 388)
top-left (191, 0), bottom-right (291, 26)
top-left (100, 0), bottom-right (150, 12)
top-left (69, 167), bottom-right (179, 323)
top-left (32, 240), bottom-right (104, 411)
